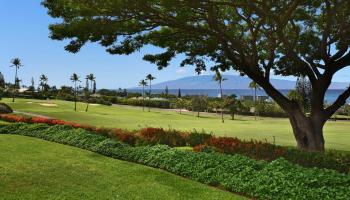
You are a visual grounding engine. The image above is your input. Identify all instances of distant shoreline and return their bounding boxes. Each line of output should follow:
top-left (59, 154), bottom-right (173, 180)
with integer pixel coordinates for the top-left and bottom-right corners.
top-left (128, 89), bottom-right (350, 103)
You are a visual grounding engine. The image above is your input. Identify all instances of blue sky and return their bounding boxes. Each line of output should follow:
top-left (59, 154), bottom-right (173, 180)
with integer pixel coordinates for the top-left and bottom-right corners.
top-left (0, 0), bottom-right (349, 89)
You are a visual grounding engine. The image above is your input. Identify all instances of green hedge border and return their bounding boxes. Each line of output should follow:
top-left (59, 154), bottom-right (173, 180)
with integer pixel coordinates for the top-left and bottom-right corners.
top-left (0, 123), bottom-right (349, 200)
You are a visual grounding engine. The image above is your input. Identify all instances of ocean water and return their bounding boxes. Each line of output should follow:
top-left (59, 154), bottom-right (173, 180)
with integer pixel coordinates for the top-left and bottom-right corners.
top-left (128, 89), bottom-right (350, 103)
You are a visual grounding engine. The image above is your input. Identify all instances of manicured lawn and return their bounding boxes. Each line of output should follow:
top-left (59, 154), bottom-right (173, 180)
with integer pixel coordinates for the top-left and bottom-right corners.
top-left (0, 134), bottom-right (243, 200)
top-left (2, 98), bottom-right (350, 151)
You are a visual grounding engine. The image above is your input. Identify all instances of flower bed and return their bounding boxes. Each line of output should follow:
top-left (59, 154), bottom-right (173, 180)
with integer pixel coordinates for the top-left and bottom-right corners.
top-left (0, 123), bottom-right (349, 200)
top-left (0, 113), bottom-right (349, 173)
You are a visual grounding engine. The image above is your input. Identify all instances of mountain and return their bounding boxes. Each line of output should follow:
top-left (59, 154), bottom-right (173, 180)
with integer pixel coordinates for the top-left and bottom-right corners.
top-left (132, 75), bottom-right (349, 90)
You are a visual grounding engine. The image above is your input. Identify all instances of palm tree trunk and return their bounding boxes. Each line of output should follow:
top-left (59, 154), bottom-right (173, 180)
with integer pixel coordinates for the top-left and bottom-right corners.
top-left (254, 87), bottom-right (257, 120)
top-left (148, 80), bottom-right (151, 112)
top-left (12, 67), bottom-right (18, 102)
top-left (142, 86), bottom-right (145, 111)
top-left (220, 81), bottom-right (224, 123)
top-left (85, 80), bottom-right (94, 112)
top-left (74, 82), bottom-right (77, 111)
top-left (85, 103), bottom-right (89, 112)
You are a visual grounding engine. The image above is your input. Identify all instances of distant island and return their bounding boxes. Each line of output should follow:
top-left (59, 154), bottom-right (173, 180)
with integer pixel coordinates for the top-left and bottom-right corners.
top-left (131, 75), bottom-right (349, 90)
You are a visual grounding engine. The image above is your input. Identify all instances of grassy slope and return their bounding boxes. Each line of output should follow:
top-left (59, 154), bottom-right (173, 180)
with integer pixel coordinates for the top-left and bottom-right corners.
top-left (2, 98), bottom-right (350, 151)
top-left (0, 134), bottom-right (243, 200)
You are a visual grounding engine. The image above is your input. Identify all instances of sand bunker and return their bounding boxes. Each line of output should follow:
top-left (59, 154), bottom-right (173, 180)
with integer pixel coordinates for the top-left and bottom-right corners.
top-left (26, 102), bottom-right (33, 104)
top-left (89, 104), bottom-right (99, 106)
top-left (40, 103), bottom-right (58, 107)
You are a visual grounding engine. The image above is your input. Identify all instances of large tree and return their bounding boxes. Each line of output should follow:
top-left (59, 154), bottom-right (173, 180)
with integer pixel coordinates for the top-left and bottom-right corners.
top-left (85, 73), bottom-right (96, 112)
top-left (0, 72), bottom-right (5, 99)
top-left (249, 81), bottom-right (261, 120)
top-left (9, 58), bottom-right (22, 102)
top-left (139, 79), bottom-right (148, 111)
top-left (145, 74), bottom-right (155, 112)
top-left (70, 73), bottom-right (80, 111)
top-left (39, 74), bottom-right (49, 95)
top-left (43, 0), bottom-right (350, 151)
top-left (213, 69), bottom-right (226, 123)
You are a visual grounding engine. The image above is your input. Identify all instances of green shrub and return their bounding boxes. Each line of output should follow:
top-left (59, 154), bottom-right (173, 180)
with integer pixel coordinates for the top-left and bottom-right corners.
top-left (1, 113), bottom-right (348, 174)
top-left (111, 98), bottom-right (170, 109)
top-left (0, 103), bottom-right (13, 114)
top-left (1, 123), bottom-right (349, 200)
top-left (283, 148), bottom-right (350, 174)
top-left (139, 127), bottom-right (186, 147)
top-left (186, 129), bottom-right (213, 146)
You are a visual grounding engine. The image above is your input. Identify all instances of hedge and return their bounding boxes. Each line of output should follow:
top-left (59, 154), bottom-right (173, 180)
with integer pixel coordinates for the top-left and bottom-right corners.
top-left (0, 103), bottom-right (13, 114)
top-left (109, 97), bottom-right (171, 109)
top-left (0, 123), bottom-right (349, 200)
top-left (0, 113), bottom-right (349, 173)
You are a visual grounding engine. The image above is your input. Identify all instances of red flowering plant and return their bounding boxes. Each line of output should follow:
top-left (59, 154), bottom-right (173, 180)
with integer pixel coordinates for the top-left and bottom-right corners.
top-left (206, 136), bottom-right (286, 161)
top-left (139, 127), bottom-right (186, 147)
top-left (0, 114), bottom-right (32, 123)
top-left (113, 128), bottom-right (139, 146)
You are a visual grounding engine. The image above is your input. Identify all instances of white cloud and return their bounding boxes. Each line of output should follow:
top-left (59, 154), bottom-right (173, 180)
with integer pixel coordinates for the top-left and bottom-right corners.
top-left (176, 68), bottom-right (187, 75)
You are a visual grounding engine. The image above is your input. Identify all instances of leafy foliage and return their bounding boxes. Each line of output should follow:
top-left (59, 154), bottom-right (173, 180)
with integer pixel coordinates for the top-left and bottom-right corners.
top-left (0, 103), bottom-right (13, 114)
top-left (1, 123), bottom-right (349, 200)
top-left (0, 113), bottom-right (349, 173)
top-left (191, 96), bottom-right (208, 117)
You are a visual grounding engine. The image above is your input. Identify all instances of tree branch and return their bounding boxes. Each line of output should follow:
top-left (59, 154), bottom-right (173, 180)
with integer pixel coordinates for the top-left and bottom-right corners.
top-left (334, 51), bottom-right (350, 71)
top-left (325, 86), bottom-right (350, 118)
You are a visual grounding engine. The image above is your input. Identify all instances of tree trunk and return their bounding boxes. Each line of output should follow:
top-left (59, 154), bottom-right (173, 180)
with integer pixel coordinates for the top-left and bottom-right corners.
top-left (219, 82), bottom-right (224, 123)
top-left (12, 67), bottom-right (18, 102)
top-left (254, 87), bottom-right (257, 120)
top-left (74, 82), bottom-right (77, 111)
top-left (142, 86), bottom-right (145, 111)
top-left (288, 110), bottom-right (325, 151)
top-left (148, 81), bottom-right (151, 112)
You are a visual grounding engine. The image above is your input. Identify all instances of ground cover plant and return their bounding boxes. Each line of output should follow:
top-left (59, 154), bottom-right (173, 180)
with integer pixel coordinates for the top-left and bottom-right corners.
top-left (0, 123), bottom-right (349, 200)
top-left (0, 134), bottom-right (242, 200)
top-left (3, 98), bottom-right (350, 151)
top-left (0, 114), bottom-right (350, 173)
top-left (0, 102), bottom-right (12, 114)
top-left (0, 113), bottom-right (349, 173)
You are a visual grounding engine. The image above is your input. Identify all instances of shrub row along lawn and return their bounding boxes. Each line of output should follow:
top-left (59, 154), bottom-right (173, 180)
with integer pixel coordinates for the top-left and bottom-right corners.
top-left (0, 134), bottom-right (243, 200)
top-left (4, 98), bottom-right (350, 152)
top-left (0, 123), bottom-right (349, 200)
top-left (1, 113), bottom-right (349, 173)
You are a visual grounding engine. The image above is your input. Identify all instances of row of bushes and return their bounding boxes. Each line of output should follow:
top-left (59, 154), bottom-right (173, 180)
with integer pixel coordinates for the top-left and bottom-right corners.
top-left (0, 123), bottom-right (349, 200)
top-left (109, 97), bottom-right (171, 109)
top-left (0, 103), bottom-right (13, 114)
top-left (0, 113), bottom-right (349, 173)
top-left (194, 140), bottom-right (350, 174)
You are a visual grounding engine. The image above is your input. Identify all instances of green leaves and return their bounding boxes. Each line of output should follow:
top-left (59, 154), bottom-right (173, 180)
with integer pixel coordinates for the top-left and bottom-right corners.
top-left (1, 123), bottom-right (350, 199)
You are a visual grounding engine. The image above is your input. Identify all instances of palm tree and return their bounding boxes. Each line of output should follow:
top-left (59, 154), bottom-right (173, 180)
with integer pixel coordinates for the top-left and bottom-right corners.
top-left (10, 58), bottom-right (23, 102)
top-left (213, 70), bottom-right (227, 123)
top-left (30, 77), bottom-right (35, 94)
top-left (145, 74), bottom-right (156, 112)
top-left (0, 72), bottom-right (4, 100)
top-left (70, 73), bottom-right (80, 111)
top-left (85, 73), bottom-right (96, 112)
top-left (249, 81), bottom-right (261, 120)
top-left (139, 79), bottom-right (148, 111)
top-left (39, 74), bottom-right (49, 93)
